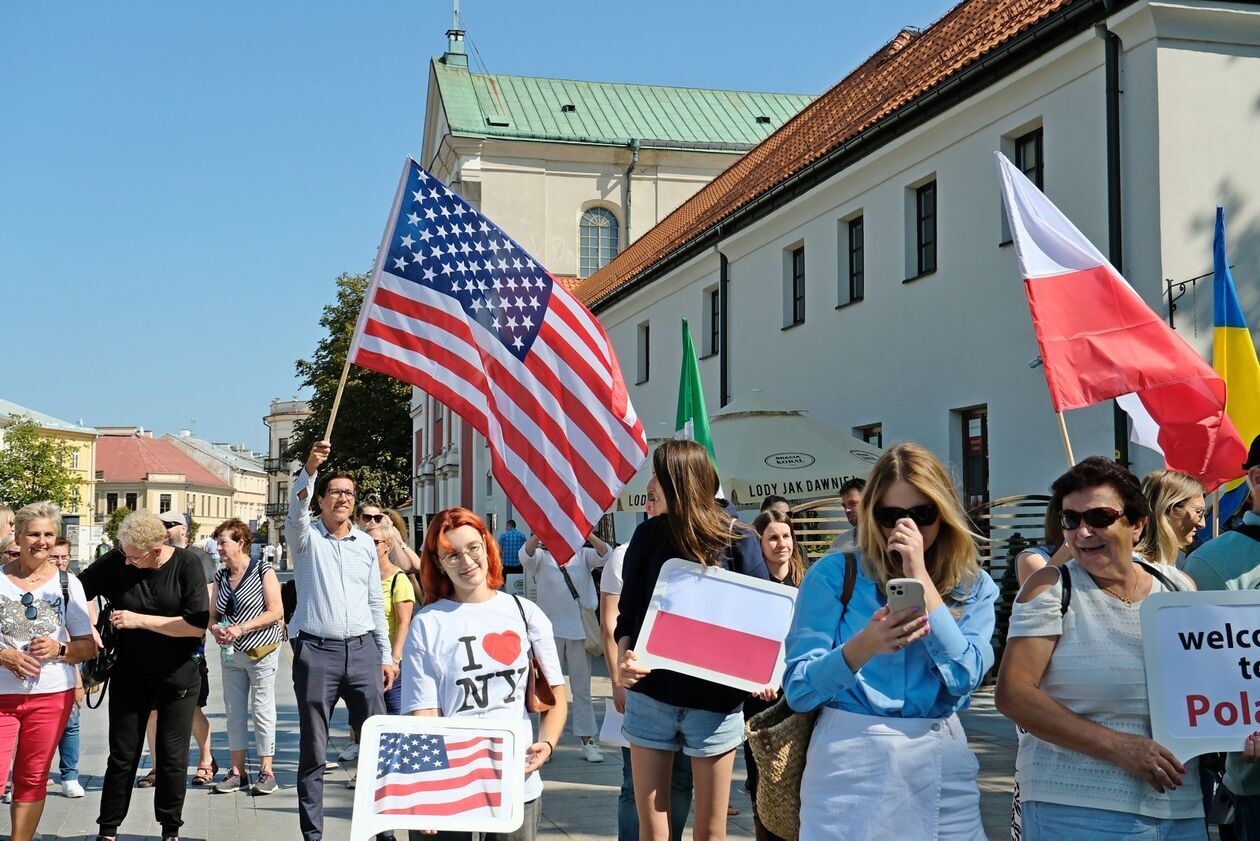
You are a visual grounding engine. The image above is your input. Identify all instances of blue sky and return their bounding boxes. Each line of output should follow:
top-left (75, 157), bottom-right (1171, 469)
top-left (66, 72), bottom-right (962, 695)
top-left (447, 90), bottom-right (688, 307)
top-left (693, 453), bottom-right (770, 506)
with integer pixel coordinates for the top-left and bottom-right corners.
top-left (1, 0), bottom-right (957, 450)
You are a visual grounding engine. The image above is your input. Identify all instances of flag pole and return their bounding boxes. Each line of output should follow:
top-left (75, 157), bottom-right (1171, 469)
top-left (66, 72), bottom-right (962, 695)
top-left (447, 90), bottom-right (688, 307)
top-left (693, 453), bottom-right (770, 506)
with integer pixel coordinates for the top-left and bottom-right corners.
top-left (1055, 411), bottom-right (1076, 468)
top-left (324, 354), bottom-right (352, 441)
top-left (1213, 488), bottom-right (1222, 538)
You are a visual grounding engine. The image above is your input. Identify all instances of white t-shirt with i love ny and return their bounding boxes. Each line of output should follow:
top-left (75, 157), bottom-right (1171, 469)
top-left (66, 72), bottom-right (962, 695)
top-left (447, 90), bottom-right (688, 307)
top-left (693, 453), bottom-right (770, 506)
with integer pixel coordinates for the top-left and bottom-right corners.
top-left (0, 572), bottom-right (93, 695)
top-left (401, 592), bottom-right (563, 802)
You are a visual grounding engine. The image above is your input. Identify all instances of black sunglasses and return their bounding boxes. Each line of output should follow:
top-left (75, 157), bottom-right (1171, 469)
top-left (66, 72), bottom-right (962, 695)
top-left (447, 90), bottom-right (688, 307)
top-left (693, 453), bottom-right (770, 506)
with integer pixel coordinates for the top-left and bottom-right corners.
top-left (1059, 507), bottom-right (1124, 530)
top-left (19, 592), bottom-right (37, 621)
top-left (359, 513), bottom-right (385, 523)
top-left (873, 503), bottom-right (939, 529)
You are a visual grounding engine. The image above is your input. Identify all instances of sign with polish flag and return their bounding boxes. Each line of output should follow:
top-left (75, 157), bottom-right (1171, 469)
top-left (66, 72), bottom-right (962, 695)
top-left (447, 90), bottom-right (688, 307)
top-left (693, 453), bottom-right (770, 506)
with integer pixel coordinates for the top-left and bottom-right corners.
top-left (351, 714), bottom-right (529, 840)
top-left (637, 558), bottom-right (799, 692)
top-left (994, 152), bottom-right (1247, 489)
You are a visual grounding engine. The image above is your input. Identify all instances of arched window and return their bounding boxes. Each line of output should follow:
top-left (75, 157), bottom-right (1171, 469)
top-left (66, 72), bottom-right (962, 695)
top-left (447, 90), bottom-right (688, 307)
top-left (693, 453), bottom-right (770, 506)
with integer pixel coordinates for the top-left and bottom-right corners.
top-left (579, 207), bottom-right (620, 278)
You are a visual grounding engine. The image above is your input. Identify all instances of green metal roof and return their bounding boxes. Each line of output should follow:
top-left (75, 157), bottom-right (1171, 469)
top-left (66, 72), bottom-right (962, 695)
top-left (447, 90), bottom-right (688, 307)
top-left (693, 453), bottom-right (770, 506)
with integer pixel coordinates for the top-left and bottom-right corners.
top-left (432, 58), bottom-right (814, 149)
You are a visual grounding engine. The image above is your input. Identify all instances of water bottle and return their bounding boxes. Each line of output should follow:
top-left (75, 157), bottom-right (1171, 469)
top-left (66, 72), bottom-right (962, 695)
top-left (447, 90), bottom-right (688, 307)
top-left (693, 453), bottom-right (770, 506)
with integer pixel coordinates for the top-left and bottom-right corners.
top-left (219, 620), bottom-right (235, 662)
top-left (20, 643), bottom-right (37, 690)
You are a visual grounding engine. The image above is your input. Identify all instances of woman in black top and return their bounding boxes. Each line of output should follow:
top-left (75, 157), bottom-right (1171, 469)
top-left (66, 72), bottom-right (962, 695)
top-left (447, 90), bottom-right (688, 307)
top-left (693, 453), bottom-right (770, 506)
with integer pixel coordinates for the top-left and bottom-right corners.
top-left (78, 511), bottom-right (210, 841)
top-left (616, 440), bottom-right (770, 841)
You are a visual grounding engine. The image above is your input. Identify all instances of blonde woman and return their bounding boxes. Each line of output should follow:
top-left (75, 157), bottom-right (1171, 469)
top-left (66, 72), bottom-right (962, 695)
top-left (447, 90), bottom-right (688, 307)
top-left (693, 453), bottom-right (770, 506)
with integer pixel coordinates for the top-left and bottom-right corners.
top-left (1139, 469), bottom-right (1206, 568)
top-left (784, 443), bottom-right (997, 840)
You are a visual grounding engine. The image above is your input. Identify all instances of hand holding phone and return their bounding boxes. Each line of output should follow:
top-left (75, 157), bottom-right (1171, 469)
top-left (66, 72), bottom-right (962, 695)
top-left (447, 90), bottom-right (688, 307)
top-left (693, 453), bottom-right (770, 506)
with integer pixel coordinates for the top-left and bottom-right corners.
top-left (886, 578), bottom-right (927, 617)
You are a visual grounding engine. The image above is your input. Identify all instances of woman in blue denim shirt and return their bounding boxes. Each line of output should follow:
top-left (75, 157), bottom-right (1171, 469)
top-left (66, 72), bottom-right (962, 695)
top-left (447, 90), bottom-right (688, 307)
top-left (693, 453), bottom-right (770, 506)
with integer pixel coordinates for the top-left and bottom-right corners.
top-left (784, 443), bottom-right (997, 841)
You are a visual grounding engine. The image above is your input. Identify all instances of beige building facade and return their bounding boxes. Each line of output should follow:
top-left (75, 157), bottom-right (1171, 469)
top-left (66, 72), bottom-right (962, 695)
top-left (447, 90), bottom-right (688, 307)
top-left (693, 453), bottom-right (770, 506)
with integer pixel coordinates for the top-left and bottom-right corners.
top-left (163, 431), bottom-right (267, 529)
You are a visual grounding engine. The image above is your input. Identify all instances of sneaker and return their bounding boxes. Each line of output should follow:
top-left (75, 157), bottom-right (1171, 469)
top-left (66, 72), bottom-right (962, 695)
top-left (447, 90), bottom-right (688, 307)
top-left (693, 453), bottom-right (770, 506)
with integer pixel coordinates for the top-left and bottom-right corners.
top-left (581, 742), bottom-right (604, 763)
top-left (251, 772), bottom-right (278, 795)
top-left (62, 778), bottom-right (85, 798)
top-left (338, 743), bottom-right (360, 762)
top-left (347, 776), bottom-right (357, 789)
top-left (213, 772), bottom-right (250, 793)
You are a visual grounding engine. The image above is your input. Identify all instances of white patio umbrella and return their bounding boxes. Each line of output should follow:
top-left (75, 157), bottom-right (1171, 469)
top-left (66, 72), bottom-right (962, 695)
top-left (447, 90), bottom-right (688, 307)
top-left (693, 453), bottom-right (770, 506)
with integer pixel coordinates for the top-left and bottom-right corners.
top-left (613, 391), bottom-right (882, 512)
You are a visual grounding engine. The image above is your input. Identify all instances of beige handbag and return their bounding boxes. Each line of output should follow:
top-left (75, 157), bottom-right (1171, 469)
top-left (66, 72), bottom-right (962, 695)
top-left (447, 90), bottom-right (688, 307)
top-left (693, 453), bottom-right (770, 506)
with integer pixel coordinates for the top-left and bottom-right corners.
top-left (745, 698), bottom-right (818, 841)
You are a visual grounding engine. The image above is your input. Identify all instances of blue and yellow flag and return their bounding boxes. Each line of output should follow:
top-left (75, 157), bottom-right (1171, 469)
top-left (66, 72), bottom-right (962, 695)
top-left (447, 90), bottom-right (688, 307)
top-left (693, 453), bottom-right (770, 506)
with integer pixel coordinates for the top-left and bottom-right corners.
top-left (1212, 206), bottom-right (1260, 524)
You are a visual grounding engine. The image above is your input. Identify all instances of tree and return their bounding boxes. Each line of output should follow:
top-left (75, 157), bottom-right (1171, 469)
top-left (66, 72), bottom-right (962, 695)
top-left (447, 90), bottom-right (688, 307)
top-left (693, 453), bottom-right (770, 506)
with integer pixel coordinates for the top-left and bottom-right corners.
top-left (0, 416), bottom-right (85, 511)
top-left (104, 507), bottom-right (131, 543)
top-left (288, 271), bottom-right (413, 507)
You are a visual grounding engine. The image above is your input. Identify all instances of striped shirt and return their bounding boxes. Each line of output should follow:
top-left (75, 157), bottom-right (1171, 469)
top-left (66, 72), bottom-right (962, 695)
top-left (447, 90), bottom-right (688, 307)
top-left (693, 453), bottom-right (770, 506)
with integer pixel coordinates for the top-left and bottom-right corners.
top-left (214, 559), bottom-right (284, 651)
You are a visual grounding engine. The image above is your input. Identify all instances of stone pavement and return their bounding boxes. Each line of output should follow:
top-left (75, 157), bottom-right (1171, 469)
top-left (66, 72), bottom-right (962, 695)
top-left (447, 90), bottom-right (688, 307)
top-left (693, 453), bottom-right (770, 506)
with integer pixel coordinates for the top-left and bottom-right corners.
top-left (4, 647), bottom-right (1018, 840)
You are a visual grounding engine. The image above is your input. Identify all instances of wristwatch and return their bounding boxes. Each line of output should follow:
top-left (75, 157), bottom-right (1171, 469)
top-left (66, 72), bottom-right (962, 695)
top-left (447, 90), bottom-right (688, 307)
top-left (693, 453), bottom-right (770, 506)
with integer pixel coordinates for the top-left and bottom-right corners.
top-left (58, 643), bottom-right (67, 659)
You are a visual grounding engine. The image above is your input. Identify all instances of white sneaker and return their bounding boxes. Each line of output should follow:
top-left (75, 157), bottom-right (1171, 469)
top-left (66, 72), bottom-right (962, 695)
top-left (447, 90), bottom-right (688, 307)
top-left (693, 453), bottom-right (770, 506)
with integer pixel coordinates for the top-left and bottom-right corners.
top-left (581, 742), bottom-right (604, 763)
top-left (62, 779), bottom-right (85, 798)
top-left (338, 743), bottom-right (360, 762)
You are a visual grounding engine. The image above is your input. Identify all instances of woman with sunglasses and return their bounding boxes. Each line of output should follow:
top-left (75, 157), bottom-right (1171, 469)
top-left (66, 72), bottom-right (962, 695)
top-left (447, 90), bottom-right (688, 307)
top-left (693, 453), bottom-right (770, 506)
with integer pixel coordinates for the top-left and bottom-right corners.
top-left (401, 507), bottom-right (567, 841)
top-left (358, 502), bottom-right (422, 595)
top-left (367, 519), bottom-right (415, 716)
top-left (208, 518), bottom-right (283, 795)
top-left (0, 503), bottom-right (94, 841)
top-left (784, 443), bottom-right (997, 840)
top-left (1139, 469), bottom-right (1206, 568)
top-left (79, 510), bottom-right (211, 841)
top-left (996, 457), bottom-right (1204, 840)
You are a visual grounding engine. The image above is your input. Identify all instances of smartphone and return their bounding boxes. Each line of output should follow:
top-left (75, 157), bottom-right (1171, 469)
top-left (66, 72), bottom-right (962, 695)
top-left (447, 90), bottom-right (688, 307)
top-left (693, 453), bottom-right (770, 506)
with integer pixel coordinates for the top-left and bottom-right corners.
top-left (886, 578), bottom-right (926, 616)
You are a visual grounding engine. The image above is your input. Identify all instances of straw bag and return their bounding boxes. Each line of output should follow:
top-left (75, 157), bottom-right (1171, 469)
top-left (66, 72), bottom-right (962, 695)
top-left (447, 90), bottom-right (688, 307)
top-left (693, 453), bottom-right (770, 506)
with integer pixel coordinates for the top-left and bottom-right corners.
top-left (743, 552), bottom-right (859, 841)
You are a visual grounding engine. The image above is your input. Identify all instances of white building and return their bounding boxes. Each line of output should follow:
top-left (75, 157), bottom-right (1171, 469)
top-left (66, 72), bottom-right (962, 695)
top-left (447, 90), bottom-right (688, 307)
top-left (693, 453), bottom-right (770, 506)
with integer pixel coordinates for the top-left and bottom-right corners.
top-left (575, 0), bottom-right (1260, 530)
top-left (411, 29), bottom-right (813, 532)
top-left (262, 398), bottom-right (311, 554)
top-left (162, 431), bottom-right (268, 529)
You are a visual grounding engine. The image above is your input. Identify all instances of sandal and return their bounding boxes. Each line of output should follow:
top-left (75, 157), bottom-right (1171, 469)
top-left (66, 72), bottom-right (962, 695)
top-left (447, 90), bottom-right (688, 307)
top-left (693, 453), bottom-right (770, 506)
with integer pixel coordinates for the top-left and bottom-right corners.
top-left (136, 770), bottom-right (157, 788)
top-left (191, 758), bottom-right (218, 786)
top-left (727, 805), bottom-right (740, 816)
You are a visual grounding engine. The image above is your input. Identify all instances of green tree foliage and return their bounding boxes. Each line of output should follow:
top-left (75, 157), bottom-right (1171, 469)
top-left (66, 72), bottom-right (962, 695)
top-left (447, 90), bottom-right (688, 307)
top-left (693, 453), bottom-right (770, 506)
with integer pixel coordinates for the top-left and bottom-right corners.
top-left (288, 271), bottom-right (412, 508)
top-left (0, 416), bottom-right (85, 511)
top-left (104, 507), bottom-right (131, 543)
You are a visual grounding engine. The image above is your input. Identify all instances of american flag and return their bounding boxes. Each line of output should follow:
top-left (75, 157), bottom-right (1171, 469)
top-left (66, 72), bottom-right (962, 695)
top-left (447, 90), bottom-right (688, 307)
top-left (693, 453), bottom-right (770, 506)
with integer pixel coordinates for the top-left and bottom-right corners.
top-left (348, 159), bottom-right (647, 563)
top-left (373, 731), bottom-right (506, 817)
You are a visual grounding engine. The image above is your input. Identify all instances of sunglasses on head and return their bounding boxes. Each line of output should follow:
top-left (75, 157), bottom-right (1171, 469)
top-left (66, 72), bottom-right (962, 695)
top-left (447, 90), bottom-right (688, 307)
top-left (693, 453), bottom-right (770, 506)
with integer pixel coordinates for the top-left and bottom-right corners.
top-left (359, 513), bottom-right (385, 523)
top-left (1059, 507), bottom-right (1124, 530)
top-left (19, 592), bottom-right (38, 621)
top-left (873, 503), bottom-right (939, 529)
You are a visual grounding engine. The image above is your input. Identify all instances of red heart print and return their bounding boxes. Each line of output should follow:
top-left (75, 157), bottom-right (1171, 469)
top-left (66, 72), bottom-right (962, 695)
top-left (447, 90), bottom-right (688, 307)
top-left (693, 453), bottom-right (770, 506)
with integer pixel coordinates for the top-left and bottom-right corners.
top-left (482, 631), bottom-right (522, 665)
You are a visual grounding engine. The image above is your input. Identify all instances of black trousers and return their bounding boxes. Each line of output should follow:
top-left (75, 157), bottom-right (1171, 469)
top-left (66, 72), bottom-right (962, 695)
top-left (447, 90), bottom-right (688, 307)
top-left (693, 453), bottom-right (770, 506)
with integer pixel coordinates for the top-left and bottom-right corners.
top-left (293, 633), bottom-right (386, 841)
top-left (98, 658), bottom-right (201, 836)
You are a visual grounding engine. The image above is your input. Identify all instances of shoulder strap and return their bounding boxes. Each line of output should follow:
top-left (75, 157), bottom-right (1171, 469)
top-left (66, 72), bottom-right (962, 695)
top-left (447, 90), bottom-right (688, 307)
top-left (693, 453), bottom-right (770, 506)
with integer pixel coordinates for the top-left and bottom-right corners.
top-left (390, 571), bottom-right (401, 600)
top-left (1234, 524), bottom-right (1260, 543)
top-left (59, 570), bottom-right (70, 608)
top-left (511, 594), bottom-right (536, 658)
top-left (557, 563), bottom-right (582, 602)
top-left (1059, 564), bottom-right (1072, 617)
top-left (839, 553), bottom-right (858, 622)
top-left (1135, 559), bottom-right (1180, 592)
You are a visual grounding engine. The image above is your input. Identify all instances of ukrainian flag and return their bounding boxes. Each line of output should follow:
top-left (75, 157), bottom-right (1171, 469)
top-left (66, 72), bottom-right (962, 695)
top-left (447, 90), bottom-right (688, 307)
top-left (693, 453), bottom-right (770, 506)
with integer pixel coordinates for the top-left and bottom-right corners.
top-left (1213, 206), bottom-right (1260, 525)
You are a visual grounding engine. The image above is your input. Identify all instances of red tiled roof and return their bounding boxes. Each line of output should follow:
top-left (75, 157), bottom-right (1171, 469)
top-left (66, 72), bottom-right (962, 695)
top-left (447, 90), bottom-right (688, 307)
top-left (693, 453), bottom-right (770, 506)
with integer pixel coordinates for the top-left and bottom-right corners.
top-left (576, 0), bottom-right (1078, 308)
top-left (552, 274), bottom-right (581, 293)
top-left (97, 434), bottom-right (233, 490)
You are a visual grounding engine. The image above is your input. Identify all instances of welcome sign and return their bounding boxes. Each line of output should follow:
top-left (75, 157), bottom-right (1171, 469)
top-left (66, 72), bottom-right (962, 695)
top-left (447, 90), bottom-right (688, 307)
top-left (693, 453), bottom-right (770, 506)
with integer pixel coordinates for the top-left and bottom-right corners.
top-left (1143, 590), bottom-right (1260, 761)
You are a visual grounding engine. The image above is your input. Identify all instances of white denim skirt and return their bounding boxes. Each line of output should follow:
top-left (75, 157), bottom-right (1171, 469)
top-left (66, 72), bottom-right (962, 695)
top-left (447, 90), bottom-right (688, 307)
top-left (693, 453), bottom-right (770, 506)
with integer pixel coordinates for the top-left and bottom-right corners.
top-left (800, 706), bottom-right (985, 841)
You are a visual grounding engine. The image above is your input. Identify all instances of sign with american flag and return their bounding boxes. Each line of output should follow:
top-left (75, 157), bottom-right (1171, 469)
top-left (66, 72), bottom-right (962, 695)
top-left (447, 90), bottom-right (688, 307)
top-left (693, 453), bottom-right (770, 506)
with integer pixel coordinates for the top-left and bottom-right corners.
top-left (351, 715), bottom-right (529, 839)
top-left (347, 158), bottom-right (647, 563)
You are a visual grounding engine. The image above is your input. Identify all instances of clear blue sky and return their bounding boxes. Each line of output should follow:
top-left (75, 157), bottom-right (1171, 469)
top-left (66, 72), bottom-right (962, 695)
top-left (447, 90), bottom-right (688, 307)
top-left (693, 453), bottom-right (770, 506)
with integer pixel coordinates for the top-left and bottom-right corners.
top-left (1, 0), bottom-right (957, 450)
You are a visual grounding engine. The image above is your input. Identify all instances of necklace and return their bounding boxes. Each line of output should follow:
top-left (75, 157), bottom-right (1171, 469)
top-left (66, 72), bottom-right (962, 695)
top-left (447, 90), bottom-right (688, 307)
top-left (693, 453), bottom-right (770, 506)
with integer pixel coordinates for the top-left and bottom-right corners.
top-left (6, 561), bottom-right (48, 586)
top-left (1102, 572), bottom-right (1142, 607)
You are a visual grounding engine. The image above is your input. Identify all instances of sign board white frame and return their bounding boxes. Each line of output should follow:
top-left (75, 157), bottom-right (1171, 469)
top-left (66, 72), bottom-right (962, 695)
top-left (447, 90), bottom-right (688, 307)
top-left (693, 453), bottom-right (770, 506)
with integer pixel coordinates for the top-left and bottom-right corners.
top-left (1142, 590), bottom-right (1260, 762)
top-left (350, 714), bottom-right (529, 840)
top-left (635, 558), bottom-right (800, 694)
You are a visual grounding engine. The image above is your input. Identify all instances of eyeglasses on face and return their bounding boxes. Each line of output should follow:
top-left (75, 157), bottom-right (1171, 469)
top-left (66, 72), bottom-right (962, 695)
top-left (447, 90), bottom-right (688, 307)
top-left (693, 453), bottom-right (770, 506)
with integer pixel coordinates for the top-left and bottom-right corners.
top-left (359, 513), bottom-right (385, 523)
top-left (124, 547), bottom-right (157, 564)
top-left (1173, 502), bottom-right (1207, 522)
top-left (19, 592), bottom-right (38, 621)
top-left (324, 488), bottom-right (356, 499)
top-left (439, 542), bottom-right (485, 566)
top-left (1059, 507), bottom-right (1124, 530)
top-left (2, 550), bottom-right (20, 560)
top-left (873, 503), bottom-right (939, 529)
top-left (373, 539), bottom-right (388, 547)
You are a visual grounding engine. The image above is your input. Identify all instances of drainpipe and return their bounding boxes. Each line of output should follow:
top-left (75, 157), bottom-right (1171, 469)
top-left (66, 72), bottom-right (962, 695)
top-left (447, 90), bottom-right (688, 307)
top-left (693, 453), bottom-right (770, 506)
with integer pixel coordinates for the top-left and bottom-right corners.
top-left (625, 139), bottom-right (639, 245)
top-left (719, 247), bottom-right (730, 407)
top-left (1100, 21), bottom-right (1130, 467)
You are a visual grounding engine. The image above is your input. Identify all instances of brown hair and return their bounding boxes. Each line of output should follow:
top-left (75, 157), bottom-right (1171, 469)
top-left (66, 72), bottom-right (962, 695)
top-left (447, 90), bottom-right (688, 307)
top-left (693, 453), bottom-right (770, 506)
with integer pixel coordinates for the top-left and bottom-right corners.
top-left (752, 509), bottom-right (806, 586)
top-left (419, 508), bottom-right (504, 606)
top-left (213, 517), bottom-right (253, 547)
top-left (653, 440), bottom-right (750, 567)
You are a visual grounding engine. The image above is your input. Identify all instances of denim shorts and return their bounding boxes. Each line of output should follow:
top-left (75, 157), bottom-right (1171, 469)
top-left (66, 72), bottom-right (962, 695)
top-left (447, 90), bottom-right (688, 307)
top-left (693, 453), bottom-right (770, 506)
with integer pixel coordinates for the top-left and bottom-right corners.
top-left (1021, 800), bottom-right (1207, 841)
top-left (622, 691), bottom-right (744, 757)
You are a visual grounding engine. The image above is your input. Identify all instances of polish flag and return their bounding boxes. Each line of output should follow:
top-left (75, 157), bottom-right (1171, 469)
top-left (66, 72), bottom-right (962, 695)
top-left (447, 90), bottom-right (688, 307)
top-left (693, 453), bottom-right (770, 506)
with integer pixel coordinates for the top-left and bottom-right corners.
top-left (640, 560), bottom-right (798, 689)
top-left (995, 152), bottom-right (1247, 489)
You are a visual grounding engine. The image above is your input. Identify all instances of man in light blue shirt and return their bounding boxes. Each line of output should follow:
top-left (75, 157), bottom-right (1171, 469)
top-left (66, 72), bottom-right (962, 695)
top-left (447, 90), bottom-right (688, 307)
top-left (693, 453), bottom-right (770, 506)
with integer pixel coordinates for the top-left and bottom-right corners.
top-left (288, 440), bottom-right (397, 841)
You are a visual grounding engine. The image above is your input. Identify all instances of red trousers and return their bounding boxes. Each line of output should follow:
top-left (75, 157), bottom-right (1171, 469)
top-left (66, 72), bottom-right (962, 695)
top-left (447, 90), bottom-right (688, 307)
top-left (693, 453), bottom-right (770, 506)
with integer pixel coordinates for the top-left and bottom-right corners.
top-left (0, 690), bottom-right (74, 802)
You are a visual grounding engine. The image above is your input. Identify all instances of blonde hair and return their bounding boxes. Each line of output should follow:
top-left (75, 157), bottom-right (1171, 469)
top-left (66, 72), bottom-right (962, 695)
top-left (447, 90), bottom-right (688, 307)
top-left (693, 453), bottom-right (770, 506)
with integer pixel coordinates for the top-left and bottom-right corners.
top-left (0, 505), bottom-right (13, 531)
top-left (857, 443), bottom-right (980, 598)
top-left (117, 511), bottom-right (169, 552)
top-left (14, 502), bottom-right (61, 538)
top-left (1139, 469), bottom-right (1205, 565)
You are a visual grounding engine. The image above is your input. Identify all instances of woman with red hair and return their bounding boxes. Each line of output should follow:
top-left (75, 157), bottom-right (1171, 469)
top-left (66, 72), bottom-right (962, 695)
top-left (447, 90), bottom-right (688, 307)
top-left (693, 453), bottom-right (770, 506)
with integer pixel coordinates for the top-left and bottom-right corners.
top-left (401, 508), bottom-right (568, 841)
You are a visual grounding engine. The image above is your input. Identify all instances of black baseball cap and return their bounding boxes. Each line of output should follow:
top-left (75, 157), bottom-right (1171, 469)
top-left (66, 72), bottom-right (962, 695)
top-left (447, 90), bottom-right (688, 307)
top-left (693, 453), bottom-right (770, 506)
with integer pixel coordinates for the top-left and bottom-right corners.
top-left (1246, 434), bottom-right (1260, 471)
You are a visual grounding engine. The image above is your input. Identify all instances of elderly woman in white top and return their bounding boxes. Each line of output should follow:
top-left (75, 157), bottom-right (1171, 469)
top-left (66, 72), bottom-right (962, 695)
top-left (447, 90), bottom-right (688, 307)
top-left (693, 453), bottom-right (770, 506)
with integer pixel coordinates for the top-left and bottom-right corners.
top-left (996, 457), bottom-right (1205, 840)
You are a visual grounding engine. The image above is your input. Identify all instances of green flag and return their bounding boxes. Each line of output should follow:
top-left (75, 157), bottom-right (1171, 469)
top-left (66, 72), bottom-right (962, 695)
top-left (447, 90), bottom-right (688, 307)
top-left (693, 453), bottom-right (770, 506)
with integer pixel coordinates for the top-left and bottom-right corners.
top-left (675, 319), bottom-right (716, 464)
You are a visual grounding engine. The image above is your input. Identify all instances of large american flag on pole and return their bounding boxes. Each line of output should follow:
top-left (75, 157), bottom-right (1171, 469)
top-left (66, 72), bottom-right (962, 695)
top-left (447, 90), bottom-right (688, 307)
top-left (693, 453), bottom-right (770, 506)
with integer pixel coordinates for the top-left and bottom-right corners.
top-left (348, 159), bottom-right (648, 562)
top-left (373, 731), bottom-right (506, 817)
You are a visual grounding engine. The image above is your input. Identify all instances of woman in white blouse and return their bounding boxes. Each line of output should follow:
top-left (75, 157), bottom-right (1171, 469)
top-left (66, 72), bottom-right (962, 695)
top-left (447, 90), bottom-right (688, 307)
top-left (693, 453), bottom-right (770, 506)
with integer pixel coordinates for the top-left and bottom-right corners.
top-left (997, 457), bottom-right (1205, 840)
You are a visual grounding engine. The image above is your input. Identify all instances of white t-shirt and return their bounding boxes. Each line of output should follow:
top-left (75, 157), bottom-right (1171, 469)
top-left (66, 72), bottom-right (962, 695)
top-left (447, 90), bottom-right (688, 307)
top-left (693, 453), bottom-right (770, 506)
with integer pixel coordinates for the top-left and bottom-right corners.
top-left (599, 544), bottom-right (628, 597)
top-left (401, 592), bottom-right (564, 801)
top-left (0, 572), bottom-right (92, 695)
top-left (519, 545), bottom-right (607, 640)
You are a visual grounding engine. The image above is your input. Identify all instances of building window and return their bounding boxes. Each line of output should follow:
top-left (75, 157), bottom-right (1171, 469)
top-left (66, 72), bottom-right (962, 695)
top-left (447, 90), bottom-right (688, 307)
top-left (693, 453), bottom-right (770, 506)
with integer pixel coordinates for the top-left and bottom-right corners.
top-left (841, 216), bottom-right (864, 305)
top-left (579, 207), bottom-right (620, 278)
top-left (785, 245), bottom-right (805, 327)
top-left (277, 481), bottom-right (288, 504)
top-left (125, 492), bottom-right (138, 511)
top-left (915, 182), bottom-right (937, 276)
top-left (106, 493), bottom-right (118, 514)
top-left (486, 471), bottom-right (494, 498)
top-left (636, 321), bottom-right (650, 384)
top-left (278, 437), bottom-right (289, 459)
top-left (1015, 128), bottom-right (1044, 189)
top-left (960, 407), bottom-right (990, 512)
top-left (702, 286), bottom-right (720, 357)
top-left (159, 494), bottom-right (172, 513)
top-left (70, 450), bottom-right (80, 470)
top-left (854, 423), bottom-right (883, 448)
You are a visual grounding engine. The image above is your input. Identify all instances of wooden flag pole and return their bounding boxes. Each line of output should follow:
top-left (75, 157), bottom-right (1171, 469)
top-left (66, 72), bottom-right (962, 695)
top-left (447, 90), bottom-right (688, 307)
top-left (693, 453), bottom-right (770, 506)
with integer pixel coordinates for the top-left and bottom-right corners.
top-left (1213, 488), bottom-right (1221, 539)
top-left (1056, 412), bottom-right (1076, 468)
top-left (324, 354), bottom-right (353, 442)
